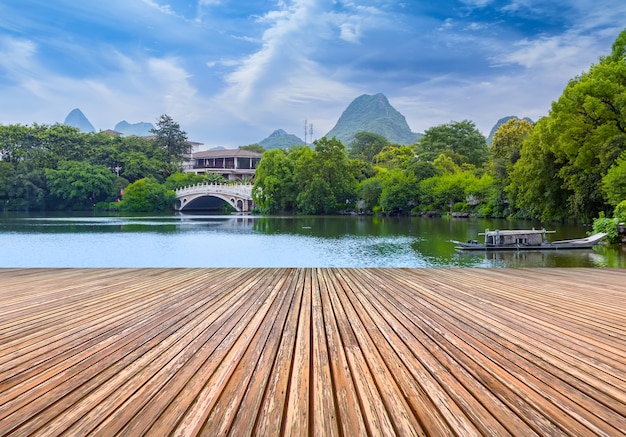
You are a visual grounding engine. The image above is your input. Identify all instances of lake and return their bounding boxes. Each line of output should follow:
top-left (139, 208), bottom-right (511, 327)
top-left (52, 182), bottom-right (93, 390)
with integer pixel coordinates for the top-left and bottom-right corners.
top-left (0, 212), bottom-right (624, 268)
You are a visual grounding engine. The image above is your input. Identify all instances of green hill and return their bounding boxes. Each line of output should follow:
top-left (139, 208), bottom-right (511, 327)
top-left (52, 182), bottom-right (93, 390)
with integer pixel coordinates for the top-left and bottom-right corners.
top-left (258, 129), bottom-right (305, 149)
top-left (325, 93), bottom-right (422, 145)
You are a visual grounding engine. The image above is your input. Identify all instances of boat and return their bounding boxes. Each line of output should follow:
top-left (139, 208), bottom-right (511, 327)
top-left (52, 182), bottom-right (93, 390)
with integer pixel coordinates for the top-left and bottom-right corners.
top-left (452, 228), bottom-right (607, 251)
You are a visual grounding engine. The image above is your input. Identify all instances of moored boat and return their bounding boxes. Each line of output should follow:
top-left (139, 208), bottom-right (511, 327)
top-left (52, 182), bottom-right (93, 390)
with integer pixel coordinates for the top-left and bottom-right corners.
top-left (452, 229), bottom-right (607, 251)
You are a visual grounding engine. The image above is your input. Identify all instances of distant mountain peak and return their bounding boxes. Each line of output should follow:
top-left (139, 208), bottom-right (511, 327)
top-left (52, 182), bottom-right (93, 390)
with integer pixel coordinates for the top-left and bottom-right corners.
top-left (63, 108), bottom-right (95, 133)
top-left (114, 120), bottom-right (154, 137)
top-left (258, 129), bottom-right (304, 149)
top-left (268, 129), bottom-right (288, 137)
top-left (325, 93), bottom-right (421, 145)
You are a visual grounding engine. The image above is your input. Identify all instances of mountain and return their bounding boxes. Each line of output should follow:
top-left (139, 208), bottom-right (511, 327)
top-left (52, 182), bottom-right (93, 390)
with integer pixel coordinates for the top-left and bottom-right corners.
top-left (487, 116), bottom-right (534, 144)
top-left (325, 93), bottom-right (422, 146)
top-left (258, 129), bottom-right (305, 149)
top-left (63, 108), bottom-right (95, 133)
top-left (114, 120), bottom-right (155, 137)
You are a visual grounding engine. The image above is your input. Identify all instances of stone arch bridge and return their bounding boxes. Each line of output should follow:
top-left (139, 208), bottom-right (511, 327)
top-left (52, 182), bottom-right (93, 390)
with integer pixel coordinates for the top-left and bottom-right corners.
top-left (175, 183), bottom-right (254, 212)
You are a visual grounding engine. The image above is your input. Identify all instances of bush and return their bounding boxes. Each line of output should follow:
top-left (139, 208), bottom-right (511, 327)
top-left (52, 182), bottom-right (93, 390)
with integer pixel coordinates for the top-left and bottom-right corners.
top-left (614, 200), bottom-right (626, 223)
top-left (118, 178), bottom-right (176, 212)
top-left (590, 212), bottom-right (621, 243)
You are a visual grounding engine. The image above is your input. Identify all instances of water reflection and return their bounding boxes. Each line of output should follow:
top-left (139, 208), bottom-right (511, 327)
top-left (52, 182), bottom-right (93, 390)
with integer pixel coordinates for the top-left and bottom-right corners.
top-left (0, 212), bottom-right (623, 268)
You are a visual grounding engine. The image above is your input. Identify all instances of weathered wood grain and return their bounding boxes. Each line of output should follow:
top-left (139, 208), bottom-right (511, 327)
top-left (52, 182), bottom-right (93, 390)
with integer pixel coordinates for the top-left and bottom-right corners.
top-left (0, 267), bottom-right (624, 436)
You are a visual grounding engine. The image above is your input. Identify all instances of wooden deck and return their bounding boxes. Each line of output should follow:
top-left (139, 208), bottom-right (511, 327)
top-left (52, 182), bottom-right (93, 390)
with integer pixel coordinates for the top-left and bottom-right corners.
top-left (0, 268), bottom-right (625, 436)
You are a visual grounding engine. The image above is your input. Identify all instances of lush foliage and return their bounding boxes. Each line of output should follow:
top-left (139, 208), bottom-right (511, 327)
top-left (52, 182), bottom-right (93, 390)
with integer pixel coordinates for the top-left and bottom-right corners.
top-left (348, 132), bottom-right (389, 163)
top-left (0, 114), bottom-right (190, 211)
top-left (45, 161), bottom-right (118, 209)
top-left (151, 114), bottom-right (189, 166)
top-left (602, 150), bottom-right (626, 207)
top-left (591, 212), bottom-right (621, 243)
top-left (415, 120), bottom-right (488, 166)
top-left (510, 29), bottom-right (626, 222)
top-left (117, 178), bottom-right (177, 212)
top-left (253, 138), bottom-right (358, 214)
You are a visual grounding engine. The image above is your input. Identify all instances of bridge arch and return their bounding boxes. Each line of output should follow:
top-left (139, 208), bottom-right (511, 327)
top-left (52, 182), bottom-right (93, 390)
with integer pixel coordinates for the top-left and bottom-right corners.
top-left (175, 183), bottom-right (254, 213)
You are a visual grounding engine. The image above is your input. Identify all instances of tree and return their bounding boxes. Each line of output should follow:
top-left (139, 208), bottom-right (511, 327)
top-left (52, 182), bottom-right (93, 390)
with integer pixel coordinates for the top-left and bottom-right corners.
top-left (118, 178), bottom-right (176, 212)
top-left (5, 161), bottom-right (47, 210)
top-left (295, 137), bottom-right (357, 214)
top-left (602, 150), bottom-right (626, 206)
top-left (379, 169), bottom-right (419, 213)
top-left (488, 118), bottom-right (534, 216)
top-left (489, 118), bottom-right (534, 180)
top-left (0, 124), bottom-right (36, 165)
top-left (239, 144), bottom-right (265, 154)
top-left (508, 120), bottom-right (570, 220)
top-left (358, 177), bottom-right (383, 211)
top-left (374, 145), bottom-right (414, 169)
top-left (0, 161), bottom-right (15, 203)
top-left (151, 114), bottom-right (189, 165)
top-left (348, 132), bottom-right (389, 163)
top-left (509, 29), bottom-right (626, 221)
top-left (164, 171), bottom-right (206, 190)
top-left (45, 161), bottom-right (118, 209)
top-left (253, 148), bottom-right (299, 213)
top-left (415, 120), bottom-right (488, 166)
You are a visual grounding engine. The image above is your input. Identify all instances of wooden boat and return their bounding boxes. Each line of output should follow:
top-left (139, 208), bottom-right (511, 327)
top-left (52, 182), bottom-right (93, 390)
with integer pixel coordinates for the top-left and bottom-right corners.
top-left (452, 228), bottom-right (607, 251)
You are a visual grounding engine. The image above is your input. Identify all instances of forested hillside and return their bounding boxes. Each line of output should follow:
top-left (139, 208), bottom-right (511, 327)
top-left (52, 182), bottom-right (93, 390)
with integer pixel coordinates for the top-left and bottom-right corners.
top-left (253, 29), bottom-right (626, 228)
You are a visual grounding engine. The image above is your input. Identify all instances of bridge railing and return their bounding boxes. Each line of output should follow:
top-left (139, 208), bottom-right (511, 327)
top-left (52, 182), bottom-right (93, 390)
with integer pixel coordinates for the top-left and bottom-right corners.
top-left (175, 183), bottom-right (254, 199)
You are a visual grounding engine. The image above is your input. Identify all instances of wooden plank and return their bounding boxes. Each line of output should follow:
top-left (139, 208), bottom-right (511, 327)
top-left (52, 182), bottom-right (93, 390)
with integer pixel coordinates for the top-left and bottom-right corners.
top-left (0, 268), bottom-right (624, 436)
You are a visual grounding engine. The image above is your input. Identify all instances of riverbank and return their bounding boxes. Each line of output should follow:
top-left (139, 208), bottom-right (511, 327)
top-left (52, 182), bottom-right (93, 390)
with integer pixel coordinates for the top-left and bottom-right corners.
top-left (1, 267), bottom-right (624, 435)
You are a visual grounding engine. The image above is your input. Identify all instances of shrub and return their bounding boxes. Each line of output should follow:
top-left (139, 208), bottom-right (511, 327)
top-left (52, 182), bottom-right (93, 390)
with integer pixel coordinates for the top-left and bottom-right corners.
top-left (614, 200), bottom-right (626, 223)
top-left (118, 178), bottom-right (176, 212)
top-left (590, 212), bottom-right (620, 243)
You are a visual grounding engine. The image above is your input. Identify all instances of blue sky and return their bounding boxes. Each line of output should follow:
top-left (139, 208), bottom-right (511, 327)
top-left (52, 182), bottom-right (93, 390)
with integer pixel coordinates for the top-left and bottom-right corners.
top-left (1, 1), bottom-right (625, 148)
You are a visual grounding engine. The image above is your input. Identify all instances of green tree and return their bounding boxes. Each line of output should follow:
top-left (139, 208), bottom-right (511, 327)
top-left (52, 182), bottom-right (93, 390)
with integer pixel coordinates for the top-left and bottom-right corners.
top-left (5, 161), bottom-right (47, 210)
top-left (488, 118), bottom-right (534, 216)
top-left (0, 161), bottom-right (15, 203)
top-left (151, 114), bottom-right (189, 165)
top-left (0, 124), bottom-right (36, 165)
top-left (509, 29), bottom-right (626, 221)
top-left (348, 132), bottom-right (389, 163)
top-left (374, 145), bottom-right (414, 169)
top-left (358, 177), bottom-right (383, 211)
top-left (118, 178), bottom-right (176, 212)
top-left (415, 120), bottom-right (488, 166)
top-left (239, 144), bottom-right (265, 154)
top-left (295, 137), bottom-right (357, 214)
top-left (407, 161), bottom-right (438, 181)
top-left (379, 169), bottom-right (419, 213)
top-left (418, 169), bottom-right (493, 214)
top-left (602, 150), bottom-right (626, 206)
top-left (164, 171), bottom-right (206, 191)
top-left (45, 161), bottom-right (118, 209)
top-left (489, 118), bottom-right (534, 180)
top-left (253, 148), bottom-right (299, 213)
top-left (508, 120), bottom-right (570, 220)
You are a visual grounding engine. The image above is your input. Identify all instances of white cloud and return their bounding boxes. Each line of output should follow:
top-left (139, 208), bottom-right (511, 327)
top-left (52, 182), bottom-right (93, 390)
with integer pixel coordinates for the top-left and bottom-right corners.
top-left (0, 36), bottom-right (38, 79)
top-left (339, 22), bottom-right (361, 43)
top-left (141, 0), bottom-right (177, 16)
top-left (459, 0), bottom-right (492, 8)
top-left (494, 33), bottom-right (599, 79)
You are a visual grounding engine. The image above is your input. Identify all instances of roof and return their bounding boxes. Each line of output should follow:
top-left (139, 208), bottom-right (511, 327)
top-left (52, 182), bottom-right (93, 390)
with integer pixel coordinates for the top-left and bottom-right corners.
top-left (480, 229), bottom-right (556, 236)
top-left (192, 149), bottom-right (262, 159)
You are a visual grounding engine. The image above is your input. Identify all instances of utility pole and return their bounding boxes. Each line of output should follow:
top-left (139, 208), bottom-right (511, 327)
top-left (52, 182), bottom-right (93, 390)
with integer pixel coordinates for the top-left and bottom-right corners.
top-left (304, 119), bottom-right (308, 145)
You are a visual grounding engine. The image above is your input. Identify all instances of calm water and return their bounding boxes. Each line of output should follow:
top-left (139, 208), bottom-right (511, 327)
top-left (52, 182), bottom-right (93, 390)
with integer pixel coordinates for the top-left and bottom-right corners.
top-left (0, 213), bottom-right (624, 268)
